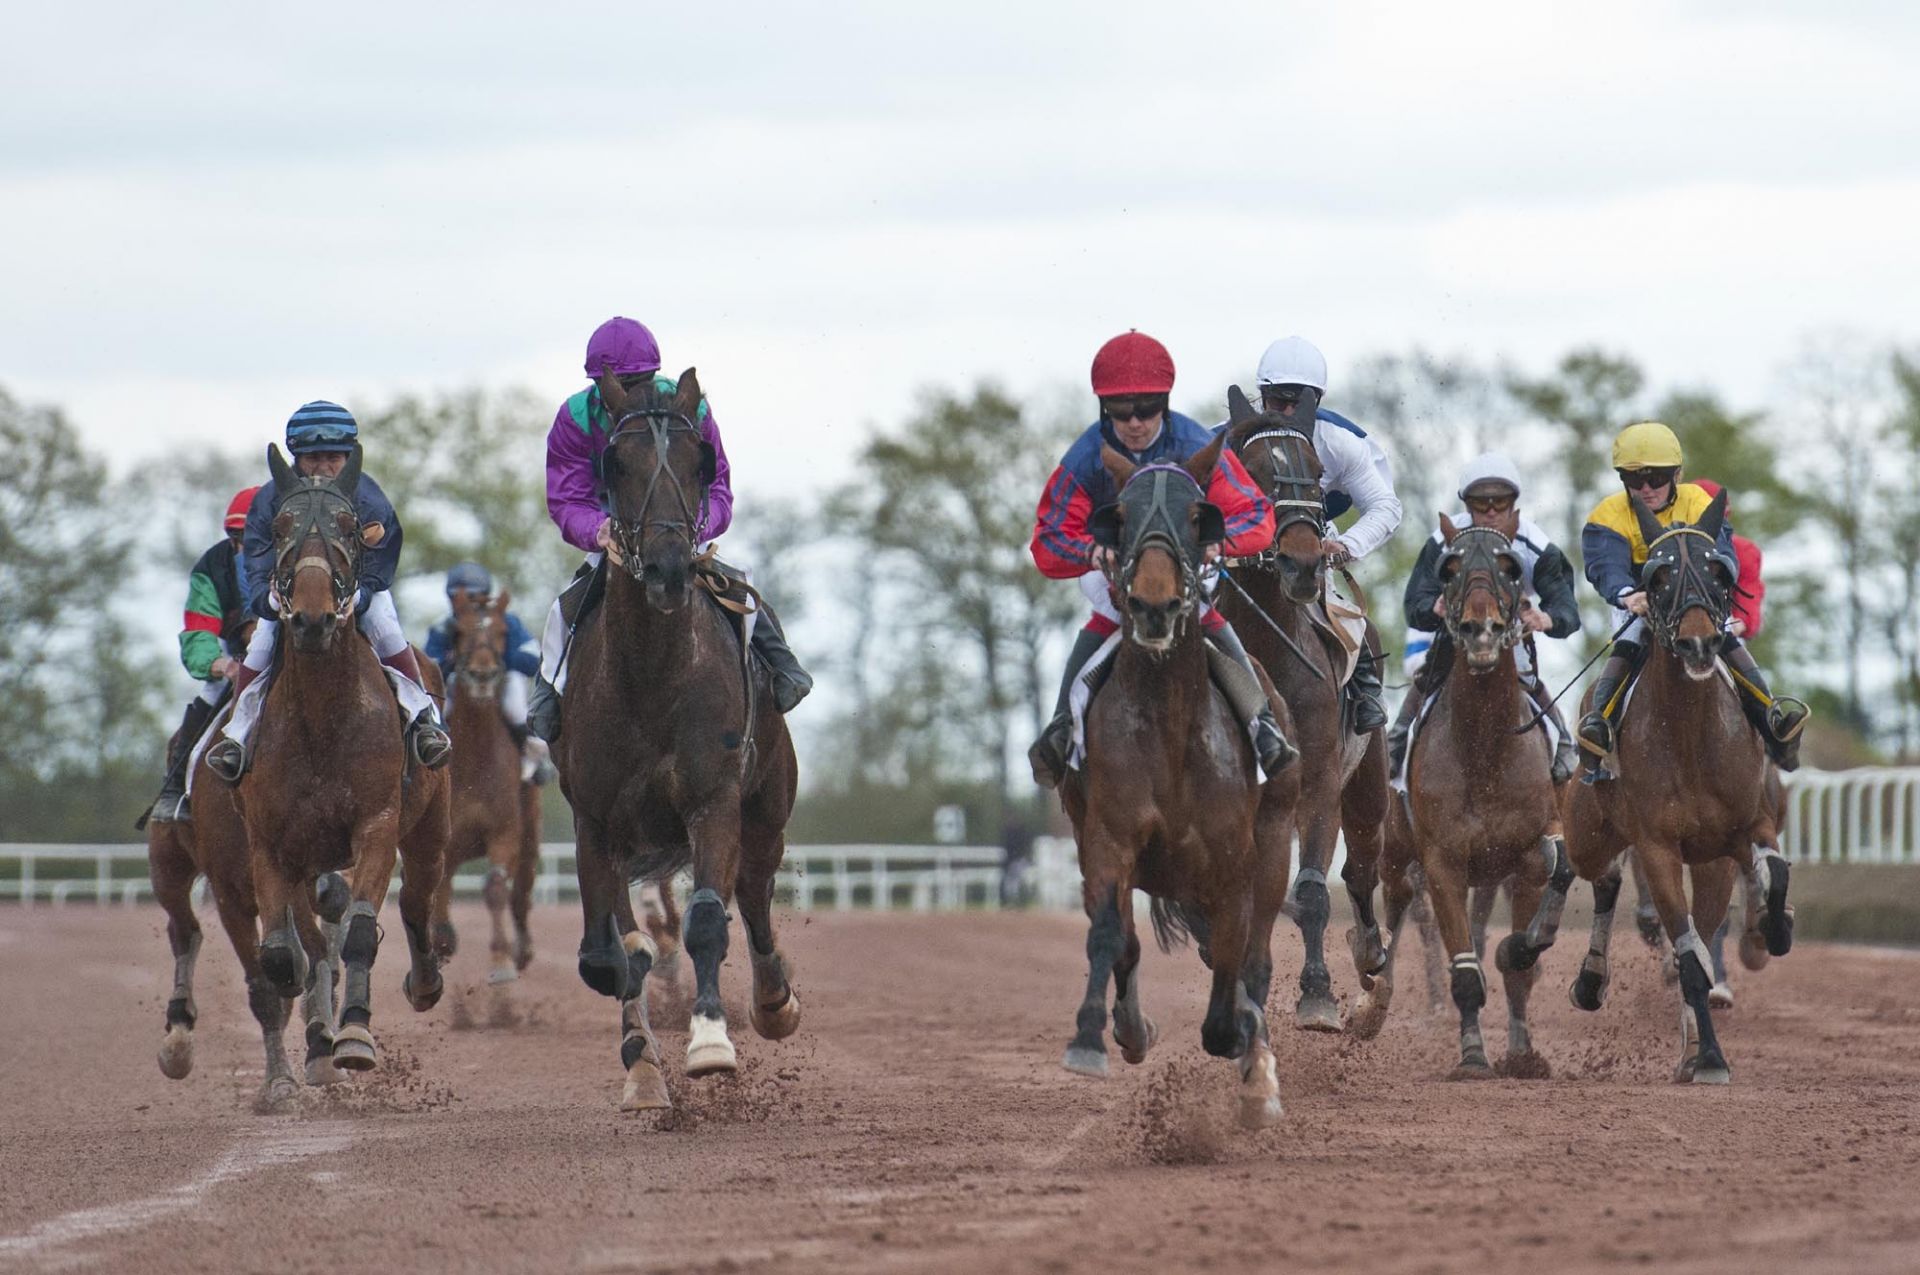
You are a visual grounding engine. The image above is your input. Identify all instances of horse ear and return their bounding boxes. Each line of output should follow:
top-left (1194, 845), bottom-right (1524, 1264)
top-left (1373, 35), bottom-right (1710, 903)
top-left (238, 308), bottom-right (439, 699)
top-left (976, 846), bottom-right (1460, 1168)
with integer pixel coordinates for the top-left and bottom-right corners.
top-left (1227, 384), bottom-right (1256, 426)
top-left (1695, 486), bottom-right (1729, 540)
top-left (1101, 443), bottom-right (1137, 490)
top-left (268, 444), bottom-right (296, 495)
top-left (1192, 501), bottom-right (1227, 546)
top-left (1089, 504), bottom-right (1124, 549)
top-left (1183, 432), bottom-right (1226, 487)
top-left (675, 367), bottom-right (702, 420)
top-left (1439, 512), bottom-right (1457, 544)
top-left (335, 442), bottom-right (363, 499)
top-left (1628, 493), bottom-right (1666, 547)
top-left (597, 372), bottom-right (629, 417)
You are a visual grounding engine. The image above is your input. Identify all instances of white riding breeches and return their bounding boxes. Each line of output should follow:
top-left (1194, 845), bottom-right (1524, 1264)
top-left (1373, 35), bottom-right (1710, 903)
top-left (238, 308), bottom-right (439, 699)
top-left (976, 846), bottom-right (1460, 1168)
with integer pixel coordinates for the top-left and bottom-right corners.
top-left (195, 677), bottom-right (227, 707)
top-left (242, 589), bottom-right (408, 672)
top-left (1610, 607), bottom-right (1647, 648)
top-left (501, 671), bottom-right (529, 727)
top-left (539, 545), bottom-right (739, 693)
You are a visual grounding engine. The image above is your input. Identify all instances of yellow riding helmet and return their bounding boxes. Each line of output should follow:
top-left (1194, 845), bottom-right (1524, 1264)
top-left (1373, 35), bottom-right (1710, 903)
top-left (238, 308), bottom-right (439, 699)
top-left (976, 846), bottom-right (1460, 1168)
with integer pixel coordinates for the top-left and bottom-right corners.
top-left (1612, 421), bottom-right (1684, 471)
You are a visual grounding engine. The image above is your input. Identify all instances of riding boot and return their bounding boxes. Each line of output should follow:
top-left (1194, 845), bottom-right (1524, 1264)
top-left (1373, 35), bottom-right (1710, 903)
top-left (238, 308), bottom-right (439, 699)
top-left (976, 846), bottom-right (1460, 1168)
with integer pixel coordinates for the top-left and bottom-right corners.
top-left (749, 602), bottom-right (814, 713)
top-left (1029, 627), bottom-right (1109, 788)
top-left (528, 563), bottom-right (597, 743)
top-left (1206, 620), bottom-right (1301, 775)
top-left (1522, 674), bottom-right (1578, 785)
top-left (1386, 684), bottom-right (1423, 783)
top-left (206, 662), bottom-right (263, 783)
top-left (1723, 639), bottom-right (1809, 772)
top-left (1346, 644), bottom-right (1389, 735)
top-left (381, 646), bottom-right (452, 770)
top-left (148, 697), bottom-right (218, 824)
top-left (1577, 644), bottom-right (1637, 774)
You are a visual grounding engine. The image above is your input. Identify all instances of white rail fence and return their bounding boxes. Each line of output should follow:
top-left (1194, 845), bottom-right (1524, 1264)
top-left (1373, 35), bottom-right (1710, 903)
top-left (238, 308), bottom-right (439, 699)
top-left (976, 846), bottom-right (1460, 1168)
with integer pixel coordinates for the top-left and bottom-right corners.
top-left (0, 843), bottom-right (1005, 912)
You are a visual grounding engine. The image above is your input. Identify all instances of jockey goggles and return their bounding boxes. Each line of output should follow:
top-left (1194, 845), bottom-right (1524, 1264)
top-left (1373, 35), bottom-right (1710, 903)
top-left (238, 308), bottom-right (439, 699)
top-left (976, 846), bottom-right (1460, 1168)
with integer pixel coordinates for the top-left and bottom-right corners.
top-left (1464, 491), bottom-right (1516, 515)
top-left (1101, 395), bottom-right (1166, 424)
top-left (1617, 466), bottom-right (1678, 492)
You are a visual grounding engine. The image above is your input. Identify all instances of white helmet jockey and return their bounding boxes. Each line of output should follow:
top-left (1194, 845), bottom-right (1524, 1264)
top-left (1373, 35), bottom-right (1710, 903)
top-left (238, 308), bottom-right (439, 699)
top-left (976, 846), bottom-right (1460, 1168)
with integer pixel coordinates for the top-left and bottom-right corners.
top-left (1256, 336), bottom-right (1329, 393)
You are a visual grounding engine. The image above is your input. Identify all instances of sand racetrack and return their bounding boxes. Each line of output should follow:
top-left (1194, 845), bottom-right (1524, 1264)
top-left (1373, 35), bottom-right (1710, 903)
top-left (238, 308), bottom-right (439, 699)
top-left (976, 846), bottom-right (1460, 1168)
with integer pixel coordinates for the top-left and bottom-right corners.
top-left (2, 903), bottom-right (1918, 1274)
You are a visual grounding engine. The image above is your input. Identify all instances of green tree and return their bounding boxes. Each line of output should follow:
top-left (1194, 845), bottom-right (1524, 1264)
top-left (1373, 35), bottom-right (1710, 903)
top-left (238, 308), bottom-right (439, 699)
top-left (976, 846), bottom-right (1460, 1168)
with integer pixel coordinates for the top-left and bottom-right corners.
top-left (1507, 349), bottom-right (1646, 556)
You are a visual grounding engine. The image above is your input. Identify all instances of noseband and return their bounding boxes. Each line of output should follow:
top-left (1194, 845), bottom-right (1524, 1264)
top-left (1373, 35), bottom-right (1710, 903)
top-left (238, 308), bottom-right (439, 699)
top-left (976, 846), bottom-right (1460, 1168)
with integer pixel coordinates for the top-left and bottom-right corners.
top-left (604, 404), bottom-right (710, 572)
top-left (1440, 525), bottom-right (1522, 648)
top-left (272, 484), bottom-right (361, 619)
top-left (1642, 526), bottom-right (1728, 648)
top-left (1113, 465), bottom-right (1205, 630)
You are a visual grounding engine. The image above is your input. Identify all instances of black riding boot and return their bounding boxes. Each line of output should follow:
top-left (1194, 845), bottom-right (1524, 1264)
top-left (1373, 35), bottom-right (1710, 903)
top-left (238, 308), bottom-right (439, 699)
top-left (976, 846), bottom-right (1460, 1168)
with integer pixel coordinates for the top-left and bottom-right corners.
top-left (146, 696), bottom-right (217, 826)
top-left (1723, 639), bottom-right (1809, 772)
top-left (1386, 685), bottom-right (1423, 783)
top-left (1206, 620), bottom-right (1300, 775)
top-left (1522, 675), bottom-right (1578, 784)
top-left (749, 602), bottom-right (813, 713)
top-left (1347, 644), bottom-right (1389, 735)
top-left (527, 562), bottom-right (598, 744)
top-left (1029, 627), bottom-right (1109, 789)
top-left (1577, 642), bottom-right (1638, 774)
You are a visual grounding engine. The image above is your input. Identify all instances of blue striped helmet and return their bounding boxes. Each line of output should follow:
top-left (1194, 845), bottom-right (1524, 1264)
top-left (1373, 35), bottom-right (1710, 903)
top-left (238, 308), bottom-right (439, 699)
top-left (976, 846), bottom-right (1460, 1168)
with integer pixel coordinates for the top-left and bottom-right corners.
top-left (445, 562), bottom-right (493, 597)
top-left (285, 400), bottom-right (359, 455)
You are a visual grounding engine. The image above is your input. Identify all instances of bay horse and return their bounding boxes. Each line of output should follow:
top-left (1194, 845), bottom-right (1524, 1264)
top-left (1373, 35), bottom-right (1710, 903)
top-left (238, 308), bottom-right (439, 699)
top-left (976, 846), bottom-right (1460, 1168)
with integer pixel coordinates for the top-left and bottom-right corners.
top-left (555, 369), bottom-right (800, 1113)
top-left (1215, 386), bottom-right (1389, 1031)
top-left (236, 444), bottom-right (450, 1082)
top-left (1562, 490), bottom-right (1792, 1083)
top-left (1351, 519), bottom-right (1571, 1075)
top-left (432, 587), bottom-right (539, 984)
top-left (1058, 436), bottom-right (1299, 1128)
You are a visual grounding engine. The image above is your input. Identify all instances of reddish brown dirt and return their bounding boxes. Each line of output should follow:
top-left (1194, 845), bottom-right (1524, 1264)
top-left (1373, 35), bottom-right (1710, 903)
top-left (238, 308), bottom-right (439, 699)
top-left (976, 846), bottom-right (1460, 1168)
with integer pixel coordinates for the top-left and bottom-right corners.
top-left (3, 904), bottom-right (1919, 1273)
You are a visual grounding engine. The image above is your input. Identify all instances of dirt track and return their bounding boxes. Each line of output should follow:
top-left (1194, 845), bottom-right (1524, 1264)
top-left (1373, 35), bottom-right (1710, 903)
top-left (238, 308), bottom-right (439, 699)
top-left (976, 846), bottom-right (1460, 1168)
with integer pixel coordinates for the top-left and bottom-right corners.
top-left (2, 903), bottom-right (1918, 1274)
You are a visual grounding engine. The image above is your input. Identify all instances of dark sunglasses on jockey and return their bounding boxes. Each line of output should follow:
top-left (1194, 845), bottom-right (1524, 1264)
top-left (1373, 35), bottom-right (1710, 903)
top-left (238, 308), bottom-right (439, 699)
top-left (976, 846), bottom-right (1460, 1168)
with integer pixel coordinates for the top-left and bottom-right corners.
top-left (1464, 492), bottom-right (1517, 515)
top-left (1101, 395), bottom-right (1166, 424)
top-left (1259, 383), bottom-right (1315, 409)
top-left (1617, 466), bottom-right (1679, 492)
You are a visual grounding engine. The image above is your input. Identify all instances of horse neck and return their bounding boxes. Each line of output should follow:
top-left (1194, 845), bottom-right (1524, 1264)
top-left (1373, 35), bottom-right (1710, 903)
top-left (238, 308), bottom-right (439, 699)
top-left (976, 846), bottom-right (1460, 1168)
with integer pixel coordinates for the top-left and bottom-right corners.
top-left (278, 628), bottom-right (378, 716)
top-left (601, 564), bottom-right (700, 676)
top-left (1636, 640), bottom-right (1745, 770)
top-left (1110, 622), bottom-right (1210, 728)
top-left (1237, 566), bottom-right (1318, 637)
top-left (1440, 643), bottom-right (1524, 746)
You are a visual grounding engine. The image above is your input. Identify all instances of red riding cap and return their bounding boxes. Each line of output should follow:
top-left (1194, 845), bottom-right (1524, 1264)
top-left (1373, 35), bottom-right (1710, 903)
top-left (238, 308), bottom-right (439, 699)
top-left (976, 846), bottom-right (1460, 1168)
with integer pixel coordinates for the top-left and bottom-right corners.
top-left (1090, 330), bottom-right (1176, 397)
top-left (225, 486), bottom-right (261, 531)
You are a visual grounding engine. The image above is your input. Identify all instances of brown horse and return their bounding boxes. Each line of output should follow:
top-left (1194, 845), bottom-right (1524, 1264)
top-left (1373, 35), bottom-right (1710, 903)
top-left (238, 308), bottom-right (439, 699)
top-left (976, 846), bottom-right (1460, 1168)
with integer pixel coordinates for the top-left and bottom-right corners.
top-left (1352, 519), bottom-right (1572, 1075)
top-left (1563, 490), bottom-right (1792, 1083)
top-left (432, 587), bottom-right (539, 983)
top-left (1058, 437), bottom-right (1299, 1127)
top-left (555, 369), bottom-right (800, 1113)
top-left (237, 444), bottom-right (450, 1087)
top-left (1215, 387), bottom-right (1389, 1030)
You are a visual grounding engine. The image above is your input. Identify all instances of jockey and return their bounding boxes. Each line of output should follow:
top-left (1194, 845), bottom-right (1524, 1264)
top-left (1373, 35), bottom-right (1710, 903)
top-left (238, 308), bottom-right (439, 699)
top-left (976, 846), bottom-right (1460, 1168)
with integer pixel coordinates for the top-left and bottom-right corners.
top-left (1577, 422), bottom-right (1808, 773)
top-left (1390, 452), bottom-right (1583, 783)
top-left (527, 316), bottom-right (811, 741)
top-left (1028, 329), bottom-right (1295, 786)
top-left (1249, 336), bottom-right (1401, 733)
top-left (425, 562), bottom-right (555, 785)
top-left (205, 401), bottom-right (451, 781)
top-left (1689, 479), bottom-right (1765, 639)
top-left (144, 486), bottom-right (260, 823)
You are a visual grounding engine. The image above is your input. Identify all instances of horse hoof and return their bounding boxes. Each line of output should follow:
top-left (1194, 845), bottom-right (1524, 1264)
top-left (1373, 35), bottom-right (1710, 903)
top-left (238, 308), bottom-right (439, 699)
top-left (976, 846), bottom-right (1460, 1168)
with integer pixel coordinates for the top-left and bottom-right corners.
top-left (1061, 1045), bottom-right (1109, 1078)
top-left (404, 968), bottom-right (444, 1012)
top-left (1496, 933), bottom-right (1542, 974)
top-left (513, 936), bottom-right (534, 972)
top-left (685, 1016), bottom-right (738, 1077)
top-left (1498, 1049), bottom-right (1553, 1080)
top-left (1676, 1053), bottom-right (1732, 1085)
top-left (1709, 982), bottom-right (1734, 1009)
top-left (1294, 995), bottom-right (1342, 1033)
top-left (1691, 1063), bottom-right (1732, 1085)
top-left (486, 963), bottom-right (518, 987)
top-left (620, 1056), bottom-right (673, 1112)
top-left (306, 1055), bottom-right (347, 1087)
top-left (156, 1025), bottom-right (194, 1080)
top-left (1570, 967), bottom-right (1609, 1012)
top-left (1116, 1015), bottom-right (1159, 1065)
top-left (1760, 904), bottom-right (1794, 958)
top-left (1448, 1058), bottom-right (1494, 1081)
top-left (1738, 928), bottom-right (1772, 972)
top-left (750, 987), bottom-right (803, 1041)
top-left (254, 1075), bottom-right (299, 1113)
top-left (332, 1024), bottom-right (378, 1071)
top-left (1348, 997), bottom-right (1390, 1042)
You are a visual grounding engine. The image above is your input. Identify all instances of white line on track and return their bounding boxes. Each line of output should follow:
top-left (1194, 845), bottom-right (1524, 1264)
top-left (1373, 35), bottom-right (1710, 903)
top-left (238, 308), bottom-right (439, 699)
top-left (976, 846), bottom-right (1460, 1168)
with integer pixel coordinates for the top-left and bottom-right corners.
top-left (0, 1123), bottom-right (356, 1267)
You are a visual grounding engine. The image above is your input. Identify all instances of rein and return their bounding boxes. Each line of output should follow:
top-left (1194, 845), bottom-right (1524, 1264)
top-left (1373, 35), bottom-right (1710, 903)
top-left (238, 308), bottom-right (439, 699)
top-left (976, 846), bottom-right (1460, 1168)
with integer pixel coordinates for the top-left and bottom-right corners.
top-left (1641, 525), bottom-right (1728, 648)
top-left (604, 404), bottom-right (710, 571)
top-left (1113, 465), bottom-right (1205, 636)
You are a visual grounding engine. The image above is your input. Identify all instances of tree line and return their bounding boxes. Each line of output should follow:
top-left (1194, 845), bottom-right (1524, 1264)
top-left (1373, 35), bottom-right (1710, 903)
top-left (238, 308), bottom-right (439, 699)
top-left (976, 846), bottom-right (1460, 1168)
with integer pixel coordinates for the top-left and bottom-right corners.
top-left (3, 333), bottom-right (1916, 842)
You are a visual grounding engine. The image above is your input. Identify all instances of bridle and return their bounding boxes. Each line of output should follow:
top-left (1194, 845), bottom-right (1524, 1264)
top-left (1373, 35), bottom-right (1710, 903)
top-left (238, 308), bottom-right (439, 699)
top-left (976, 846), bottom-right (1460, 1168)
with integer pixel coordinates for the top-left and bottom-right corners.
top-left (1641, 525), bottom-right (1729, 649)
top-left (1109, 464), bottom-right (1205, 634)
top-left (452, 602), bottom-right (505, 699)
top-left (1227, 426), bottom-right (1326, 570)
top-left (603, 394), bottom-right (711, 574)
top-left (1439, 525), bottom-right (1523, 649)
top-left (272, 483), bottom-right (361, 620)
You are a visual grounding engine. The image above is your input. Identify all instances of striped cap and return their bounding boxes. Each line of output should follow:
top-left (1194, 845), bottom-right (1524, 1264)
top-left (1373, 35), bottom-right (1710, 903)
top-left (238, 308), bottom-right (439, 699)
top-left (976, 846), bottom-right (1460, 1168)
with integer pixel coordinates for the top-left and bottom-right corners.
top-left (285, 400), bottom-right (359, 454)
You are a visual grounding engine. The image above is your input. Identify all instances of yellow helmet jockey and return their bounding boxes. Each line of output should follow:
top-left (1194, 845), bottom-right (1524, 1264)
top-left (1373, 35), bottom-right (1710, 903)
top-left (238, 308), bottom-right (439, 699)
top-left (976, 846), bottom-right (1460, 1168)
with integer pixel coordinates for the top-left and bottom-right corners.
top-left (1612, 421), bottom-right (1684, 472)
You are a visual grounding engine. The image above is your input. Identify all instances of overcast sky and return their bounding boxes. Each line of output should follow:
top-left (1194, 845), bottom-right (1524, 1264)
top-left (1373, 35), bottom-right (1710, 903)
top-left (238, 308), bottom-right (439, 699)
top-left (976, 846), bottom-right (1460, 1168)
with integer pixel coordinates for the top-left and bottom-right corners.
top-left (6, 1), bottom-right (1919, 497)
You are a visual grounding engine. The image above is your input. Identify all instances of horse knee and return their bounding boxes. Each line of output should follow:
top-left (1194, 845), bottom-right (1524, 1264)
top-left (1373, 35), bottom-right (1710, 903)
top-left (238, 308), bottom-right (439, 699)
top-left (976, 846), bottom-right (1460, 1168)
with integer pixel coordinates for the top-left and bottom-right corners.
top-left (314, 872), bottom-right (351, 925)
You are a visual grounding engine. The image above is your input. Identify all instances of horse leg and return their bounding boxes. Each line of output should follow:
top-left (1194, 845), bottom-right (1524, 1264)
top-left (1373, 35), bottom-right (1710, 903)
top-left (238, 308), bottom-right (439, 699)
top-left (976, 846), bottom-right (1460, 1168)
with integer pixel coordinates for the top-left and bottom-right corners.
top-left (511, 794), bottom-right (538, 971)
top-left (1341, 746), bottom-right (1390, 981)
top-left (574, 818), bottom-right (633, 1000)
top-left (1494, 870), bottom-right (1549, 1077)
top-left (1405, 864), bottom-right (1449, 1015)
top-left (1112, 900), bottom-right (1157, 1066)
top-left (1422, 854), bottom-right (1489, 1078)
top-left (1568, 854), bottom-right (1625, 1011)
top-left (149, 828), bottom-right (203, 1080)
top-left (429, 842), bottom-right (459, 960)
top-left (1629, 849), bottom-right (1664, 950)
top-left (290, 892), bottom-right (344, 1087)
top-left (737, 825), bottom-right (801, 1043)
top-left (331, 812), bottom-right (408, 1072)
top-left (1200, 903), bottom-right (1254, 1061)
top-left (1291, 808), bottom-right (1342, 1032)
top-left (1745, 840), bottom-right (1794, 960)
top-left (397, 805), bottom-right (448, 1013)
top-left (1235, 981), bottom-right (1283, 1128)
top-left (483, 826), bottom-right (518, 985)
top-left (1500, 834), bottom-right (1574, 971)
top-left (683, 805), bottom-right (746, 1078)
top-left (1064, 881), bottom-right (1125, 1077)
top-left (1351, 856), bottom-right (1418, 1041)
top-left (640, 881), bottom-right (683, 981)
top-left (1642, 846), bottom-right (1732, 1085)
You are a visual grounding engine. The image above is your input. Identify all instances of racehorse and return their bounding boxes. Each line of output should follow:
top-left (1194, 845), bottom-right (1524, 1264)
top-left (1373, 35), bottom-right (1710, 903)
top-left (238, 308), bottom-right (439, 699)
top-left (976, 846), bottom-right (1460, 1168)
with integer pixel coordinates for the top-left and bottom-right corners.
top-left (1057, 436), bottom-right (1299, 1127)
top-left (1351, 518), bottom-right (1571, 1076)
top-left (1215, 386), bottom-right (1389, 1030)
top-left (1562, 490), bottom-right (1793, 1083)
top-left (236, 444), bottom-right (450, 1080)
top-left (554, 369), bottom-right (800, 1113)
top-left (433, 587), bottom-right (539, 984)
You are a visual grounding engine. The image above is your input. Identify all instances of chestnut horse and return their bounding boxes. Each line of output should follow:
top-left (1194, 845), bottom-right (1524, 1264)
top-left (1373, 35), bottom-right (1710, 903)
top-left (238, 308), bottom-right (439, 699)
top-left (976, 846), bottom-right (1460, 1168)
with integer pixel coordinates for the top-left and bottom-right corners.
top-left (1058, 437), bottom-right (1299, 1127)
top-left (555, 369), bottom-right (800, 1113)
top-left (1352, 519), bottom-right (1571, 1075)
top-left (432, 587), bottom-right (539, 984)
top-left (1562, 490), bottom-right (1792, 1083)
top-left (1215, 387), bottom-right (1389, 1030)
top-left (237, 444), bottom-right (449, 1088)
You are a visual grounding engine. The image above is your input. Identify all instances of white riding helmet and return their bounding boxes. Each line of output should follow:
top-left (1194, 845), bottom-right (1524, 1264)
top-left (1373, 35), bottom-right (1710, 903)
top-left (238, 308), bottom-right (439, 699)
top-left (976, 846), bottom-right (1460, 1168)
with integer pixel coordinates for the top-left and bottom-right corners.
top-left (1255, 336), bottom-right (1329, 392)
top-left (1457, 451), bottom-right (1523, 500)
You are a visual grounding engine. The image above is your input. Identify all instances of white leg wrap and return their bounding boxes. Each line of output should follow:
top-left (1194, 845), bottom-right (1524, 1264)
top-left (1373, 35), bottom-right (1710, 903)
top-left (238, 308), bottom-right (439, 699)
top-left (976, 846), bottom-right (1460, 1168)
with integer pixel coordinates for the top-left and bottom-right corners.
top-left (358, 590), bottom-right (407, 658)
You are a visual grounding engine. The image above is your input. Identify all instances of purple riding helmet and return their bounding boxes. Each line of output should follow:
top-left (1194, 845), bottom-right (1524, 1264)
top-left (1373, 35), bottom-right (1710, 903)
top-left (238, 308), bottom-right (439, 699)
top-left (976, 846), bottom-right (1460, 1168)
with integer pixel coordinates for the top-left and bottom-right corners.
top-left (584, 317), bottom-right (662, 378)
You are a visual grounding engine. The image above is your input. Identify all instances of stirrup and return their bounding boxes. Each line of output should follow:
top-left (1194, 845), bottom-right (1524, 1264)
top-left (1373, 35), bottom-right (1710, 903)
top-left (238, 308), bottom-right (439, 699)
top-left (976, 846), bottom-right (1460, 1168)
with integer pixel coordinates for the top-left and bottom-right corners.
top-left (1255, 717), bottom-right (1299, 774)
top-left (206, 738), bottom-right (248, 784)
top-left (1766, 696), bottom-right (1810, 743)
top-left (1029, 715), bottom-right (1070, 789)
top-left (148, 792), bottom-right (190, 825)
top-left (410, 718), bottom-right (453, 770)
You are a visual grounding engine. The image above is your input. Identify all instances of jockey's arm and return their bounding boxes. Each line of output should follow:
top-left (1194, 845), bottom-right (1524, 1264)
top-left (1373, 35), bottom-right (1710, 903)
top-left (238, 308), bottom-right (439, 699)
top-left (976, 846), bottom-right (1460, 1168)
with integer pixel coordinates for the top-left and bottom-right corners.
top-left (1030, 467), bottom-right (1098, 580)
top-left (1318, 427), bottom-right (1402, 560)
top-left (545, 404), bottom-right (609, 554)
top-left (241, 487), bottom-right (278, 621)
top-left (698, 403), bottom-right (734, 541)
top-left (1580, 518), bottom-right (1639, 612)
top-left (1402, 537), bottom-right (1447, 632)
top-left (504, 613), bottom-right (542, 678)
top-left (353, 476), bottom-right (404, 599)
top-left (1205, 449), bottom-right (1276, 558)
top-left (1531, 544), bottom-right (1584, 639)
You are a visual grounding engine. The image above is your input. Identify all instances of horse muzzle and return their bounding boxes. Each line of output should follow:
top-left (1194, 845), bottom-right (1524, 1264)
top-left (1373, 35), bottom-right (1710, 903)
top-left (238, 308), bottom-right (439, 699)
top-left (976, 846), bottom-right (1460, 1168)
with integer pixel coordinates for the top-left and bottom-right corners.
top-left (1673, 634), bottom-right (1719, 679)
top-left (287, 609), bottom-right (340, 652)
